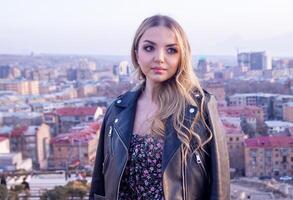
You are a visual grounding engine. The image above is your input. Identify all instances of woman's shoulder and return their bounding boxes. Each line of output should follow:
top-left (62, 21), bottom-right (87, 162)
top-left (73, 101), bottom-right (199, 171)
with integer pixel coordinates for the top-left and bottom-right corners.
top-left (105, 86), bottom-right (142, 111)
top-left (191, 88), bottom-right (213, 103)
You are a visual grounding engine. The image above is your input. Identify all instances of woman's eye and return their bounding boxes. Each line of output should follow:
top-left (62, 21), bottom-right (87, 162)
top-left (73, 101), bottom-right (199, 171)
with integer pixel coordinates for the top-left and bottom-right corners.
top-left (167, 48), bottom-right (178, 54)
top-left (143, 46), bottom-right (154, 52)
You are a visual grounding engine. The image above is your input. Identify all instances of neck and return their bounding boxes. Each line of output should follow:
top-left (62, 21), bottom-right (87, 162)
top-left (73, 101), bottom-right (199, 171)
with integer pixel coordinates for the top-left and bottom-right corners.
top-left (143, 80), bottom-right (159, 103)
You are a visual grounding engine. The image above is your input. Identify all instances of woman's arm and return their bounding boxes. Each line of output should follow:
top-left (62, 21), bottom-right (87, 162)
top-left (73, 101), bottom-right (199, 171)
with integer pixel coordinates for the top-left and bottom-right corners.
top-left (206, 94), bottom-right (230, 200)
top-left (89, 106), bottom-right (112, 199)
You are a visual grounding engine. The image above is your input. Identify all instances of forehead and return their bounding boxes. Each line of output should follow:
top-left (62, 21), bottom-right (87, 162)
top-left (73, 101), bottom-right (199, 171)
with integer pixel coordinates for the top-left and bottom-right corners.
top-left (139, 26), bottom-right (178, 44)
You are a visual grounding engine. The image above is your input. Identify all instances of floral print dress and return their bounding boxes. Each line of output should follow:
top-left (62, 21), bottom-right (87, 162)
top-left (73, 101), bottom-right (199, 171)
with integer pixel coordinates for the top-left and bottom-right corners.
top-left (119, 134), bottom-right (164, 200)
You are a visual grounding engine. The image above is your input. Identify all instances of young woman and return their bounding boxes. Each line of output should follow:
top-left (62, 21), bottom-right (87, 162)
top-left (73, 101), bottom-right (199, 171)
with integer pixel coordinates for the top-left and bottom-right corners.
top-left (90, 15), bottom-right (230, 200)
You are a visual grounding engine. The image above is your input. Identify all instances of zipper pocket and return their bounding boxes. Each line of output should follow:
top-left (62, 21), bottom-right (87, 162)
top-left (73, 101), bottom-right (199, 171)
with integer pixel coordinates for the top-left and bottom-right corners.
top-left (108, 126), bottom-right (114, 155)
top-left (113, 126), bottom-right (128, 200)
top-left (102, 154), bottom-right (110, 174)
top-left (195, 151), bottom-right (208, 179)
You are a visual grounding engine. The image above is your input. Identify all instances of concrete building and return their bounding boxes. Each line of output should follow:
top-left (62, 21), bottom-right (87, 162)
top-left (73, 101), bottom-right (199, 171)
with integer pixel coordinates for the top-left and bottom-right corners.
top-left (0, 152), bottom-right (32, 171)
top-left (197, 58), bottom-right (211, 73)
top-left (228, 93), bottom-right (277, 120)
top-left (43, 107), bottom-right (97, 135)
top-left (219, 105), bottom-right (264, 131)
top-left (223, 119), bottom-right (246, 175)
top-left (265, 121), bottom-right (293, 135)
top-left (273, 95), bottom-right (293, 120)
top-left (9, 124), bottom-right (51, 169)
top-left (0, 136), bottom-right (10, 153)
top-left (205, 81), bottom-right (226, 106)
top-left (0, 80), bottom-right (40, 95)
top-left (238, 51), bottom-right (272, 71)
top-left (283, 102), bottom-right (293, 123)
top-left (244, 136), bottom-right (293, 177)
top-left (49, 122), bottom-right (99, 169)
top-left (77, 83), bottom-right (97, 98)
top-left (0, 65), bottom-right (11, 78)
top-left (1, 112), bottom-right (42, 126)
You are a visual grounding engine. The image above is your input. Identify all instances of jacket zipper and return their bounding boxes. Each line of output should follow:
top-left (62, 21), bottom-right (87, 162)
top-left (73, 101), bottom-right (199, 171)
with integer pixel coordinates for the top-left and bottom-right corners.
top-left (113, 126), bottom-right (128, 200)
top-left (195, 151), bottom-right (208, 179)
top-left (108, 126), bottom-right (113, 155)
top-left (182, 148), bottom-right (187, 200)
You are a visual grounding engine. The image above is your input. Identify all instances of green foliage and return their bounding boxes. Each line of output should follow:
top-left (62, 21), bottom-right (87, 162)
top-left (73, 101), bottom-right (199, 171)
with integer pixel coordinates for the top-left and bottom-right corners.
top-left (240, 118), bottom-right (256, 137)
top-left (41, 180), bottom-right (90, 200)
top-left (41, 186), bottom-right (69, 200)
top-left (0, 185), bottom-right (8, 200)
top-left (7, 184), bottom-right (26, 200)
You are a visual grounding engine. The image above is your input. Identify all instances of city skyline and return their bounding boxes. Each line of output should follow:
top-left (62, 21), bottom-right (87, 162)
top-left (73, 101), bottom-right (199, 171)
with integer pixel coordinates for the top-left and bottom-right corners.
top-left (0, 0), bottom-right (292, 56)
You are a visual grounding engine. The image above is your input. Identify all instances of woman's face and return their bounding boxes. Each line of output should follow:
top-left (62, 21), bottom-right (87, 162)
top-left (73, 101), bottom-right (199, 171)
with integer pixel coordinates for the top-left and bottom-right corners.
top-left (136, 26), bottom-right (180, 85)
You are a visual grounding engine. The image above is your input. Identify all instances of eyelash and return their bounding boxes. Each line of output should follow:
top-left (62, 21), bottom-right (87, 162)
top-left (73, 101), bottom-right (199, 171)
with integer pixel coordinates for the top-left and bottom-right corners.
top-left (142, 46), bottom-right (178, 55)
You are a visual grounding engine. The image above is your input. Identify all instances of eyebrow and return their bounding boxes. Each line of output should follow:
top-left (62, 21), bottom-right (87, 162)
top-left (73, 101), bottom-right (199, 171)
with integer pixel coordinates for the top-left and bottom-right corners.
top-left (142, 40), bottom-right (178, 47)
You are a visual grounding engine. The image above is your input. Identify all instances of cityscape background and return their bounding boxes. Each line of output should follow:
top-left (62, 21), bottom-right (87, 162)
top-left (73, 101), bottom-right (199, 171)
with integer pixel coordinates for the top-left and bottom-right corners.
top-left (0, 0), bottom-right (293, 199)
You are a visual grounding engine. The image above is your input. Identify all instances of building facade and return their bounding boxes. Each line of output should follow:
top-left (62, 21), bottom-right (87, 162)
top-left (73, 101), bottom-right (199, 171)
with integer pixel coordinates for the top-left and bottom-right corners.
top-left (244, 136), bottom-right (293, 177)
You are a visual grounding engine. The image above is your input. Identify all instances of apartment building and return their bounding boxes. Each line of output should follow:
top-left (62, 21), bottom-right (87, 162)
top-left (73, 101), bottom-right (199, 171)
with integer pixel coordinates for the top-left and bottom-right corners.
top-left (244, 136), bottom-right (293, 177)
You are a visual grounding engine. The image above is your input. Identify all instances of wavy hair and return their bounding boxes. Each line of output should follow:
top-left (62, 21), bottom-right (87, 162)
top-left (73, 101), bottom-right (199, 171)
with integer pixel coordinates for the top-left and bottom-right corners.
top-left (131, 15), bottom-right (213, 155)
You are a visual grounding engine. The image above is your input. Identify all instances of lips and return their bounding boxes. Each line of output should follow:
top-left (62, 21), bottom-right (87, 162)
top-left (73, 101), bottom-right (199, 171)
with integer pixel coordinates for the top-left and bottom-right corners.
top-left (151, 66), bottom-right (167, 71)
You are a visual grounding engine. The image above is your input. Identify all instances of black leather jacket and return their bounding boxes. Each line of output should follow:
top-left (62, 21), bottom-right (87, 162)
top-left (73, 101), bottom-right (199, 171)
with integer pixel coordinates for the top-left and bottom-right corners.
top-left (90, 88), bottom-right (230, 200)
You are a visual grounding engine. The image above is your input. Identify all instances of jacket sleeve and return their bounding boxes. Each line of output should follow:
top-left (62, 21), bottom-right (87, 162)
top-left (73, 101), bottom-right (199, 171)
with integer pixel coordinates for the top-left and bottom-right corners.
top-left (206, 95), bottom-right (230, 200)
top-left (89, 105), bottom-right (112, 199)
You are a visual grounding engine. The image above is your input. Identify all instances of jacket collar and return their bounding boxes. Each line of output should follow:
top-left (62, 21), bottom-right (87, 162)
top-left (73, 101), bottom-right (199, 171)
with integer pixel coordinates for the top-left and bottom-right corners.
top-left (112, 88), bottom-right (142, 149)
top-left (112, 87), bottom-right (199, 173)
top-left (113, 87), bottom-right (143, 109)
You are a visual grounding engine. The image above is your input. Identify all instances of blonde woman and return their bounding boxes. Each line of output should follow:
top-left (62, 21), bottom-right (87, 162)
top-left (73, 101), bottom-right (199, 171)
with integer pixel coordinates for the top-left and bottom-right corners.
top-left (90, 15), bottom-right (230, 200)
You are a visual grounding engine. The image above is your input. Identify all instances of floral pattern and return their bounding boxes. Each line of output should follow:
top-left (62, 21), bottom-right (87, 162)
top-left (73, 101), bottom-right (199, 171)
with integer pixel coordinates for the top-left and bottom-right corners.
top-left (119, 134), bottom-right (164, 200)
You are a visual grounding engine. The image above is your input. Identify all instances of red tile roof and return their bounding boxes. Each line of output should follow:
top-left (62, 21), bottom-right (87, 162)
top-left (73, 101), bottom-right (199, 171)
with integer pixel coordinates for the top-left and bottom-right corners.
top-left (55, 107), bottom-right (96, 116)
top-left (219, 106), bottom-right (262, 118)
top-left (0, 136), bottom-right (8, 142)
top-left (10, 126), bottom-right (28, 137)
top-left (245, 135), bottom-right (293, 148)
top-left (51, 121), bottom-right (100, 145)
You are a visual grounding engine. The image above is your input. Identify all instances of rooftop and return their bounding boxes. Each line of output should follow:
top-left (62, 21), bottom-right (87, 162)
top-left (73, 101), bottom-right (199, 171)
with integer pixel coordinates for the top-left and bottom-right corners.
top-left (265, 120), bottom-right (293, 127)
top-left (284, 102), bottom-right (293, 107)
top-left (230, 93), bottom-right (278, 98)
top-left (245, 135), bottom-right (293, 148)
top-left (51, 121), bottom-right (100, 145)
top-left (219, 106), bottom-right (262, 118)
top-left (11, 126), bottom-right (28, 137)
top-left (55, 107), bottom-right (96, 116)
top-left (0, 136), bottom-right (8, 142)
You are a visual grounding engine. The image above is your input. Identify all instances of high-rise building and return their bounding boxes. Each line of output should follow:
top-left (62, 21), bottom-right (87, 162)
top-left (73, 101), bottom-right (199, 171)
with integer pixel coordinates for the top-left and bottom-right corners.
top-left (237, 51), bottom-right (272, 71)
top-left (197, 58), bottom-right (211, 73)
top-left (0, 65), bottom-right (11, 79)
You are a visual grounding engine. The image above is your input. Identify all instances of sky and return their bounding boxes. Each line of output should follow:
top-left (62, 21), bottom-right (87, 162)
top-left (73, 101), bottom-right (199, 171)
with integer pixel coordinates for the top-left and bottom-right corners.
top-left (0, 0), bottom-right (292, 56)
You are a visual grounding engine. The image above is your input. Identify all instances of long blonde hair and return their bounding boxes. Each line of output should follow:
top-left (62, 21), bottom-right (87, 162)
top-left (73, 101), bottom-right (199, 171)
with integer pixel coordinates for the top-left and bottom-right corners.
top-left (131, 15), bottom-right (212, 154)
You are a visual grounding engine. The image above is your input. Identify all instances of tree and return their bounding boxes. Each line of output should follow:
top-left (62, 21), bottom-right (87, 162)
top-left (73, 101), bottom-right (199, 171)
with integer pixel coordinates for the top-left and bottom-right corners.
top-left (41, 180), bottom-right (89, 200)
top-left (0, 185), bottom-right (8, 200)
top-left (241, 118), bottom-right (256, 138)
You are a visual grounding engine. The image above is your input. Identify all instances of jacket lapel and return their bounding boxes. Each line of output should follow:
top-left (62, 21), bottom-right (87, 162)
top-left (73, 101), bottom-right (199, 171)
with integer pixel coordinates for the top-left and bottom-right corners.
top-left (113, 89), bottom-right (142, 150)
top-left (162, 116), bottom-right (182, 172)
top-left (162, 105), bottom-right (198, 173)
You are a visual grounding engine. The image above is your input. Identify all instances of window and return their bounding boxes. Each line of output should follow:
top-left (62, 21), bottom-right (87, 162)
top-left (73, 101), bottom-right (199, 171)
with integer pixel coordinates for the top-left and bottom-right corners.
top-left (282, 156), bottom-right (287, 163)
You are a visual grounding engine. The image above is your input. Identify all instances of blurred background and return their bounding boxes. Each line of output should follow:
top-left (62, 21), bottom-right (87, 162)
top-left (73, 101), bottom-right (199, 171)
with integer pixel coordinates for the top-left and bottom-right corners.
top-left (0, 0), bottom-right (293, 199)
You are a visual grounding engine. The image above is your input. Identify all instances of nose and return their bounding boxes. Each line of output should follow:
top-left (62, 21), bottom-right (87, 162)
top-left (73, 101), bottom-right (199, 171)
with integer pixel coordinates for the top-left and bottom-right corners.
top-left (154, 49), bottom-right (164, 63)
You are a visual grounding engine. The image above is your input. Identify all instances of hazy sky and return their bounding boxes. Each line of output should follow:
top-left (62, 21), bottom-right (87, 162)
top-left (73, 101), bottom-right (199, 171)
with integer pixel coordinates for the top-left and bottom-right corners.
top-left (0, 0), bottom-right (292, 56)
